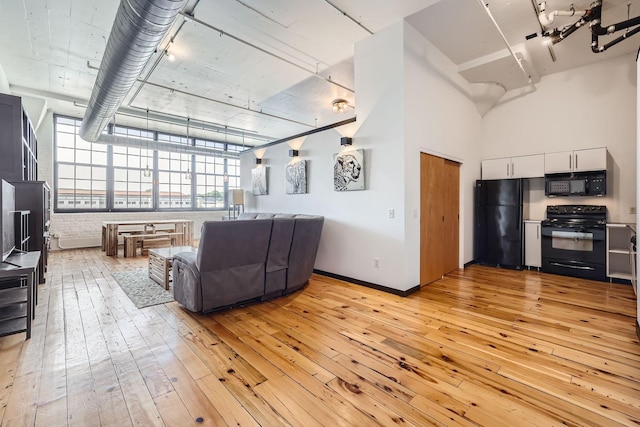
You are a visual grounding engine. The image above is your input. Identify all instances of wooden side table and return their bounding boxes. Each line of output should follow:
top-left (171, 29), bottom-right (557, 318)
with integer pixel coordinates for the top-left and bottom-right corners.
top-left (148, 246), bottom-right (197, 290)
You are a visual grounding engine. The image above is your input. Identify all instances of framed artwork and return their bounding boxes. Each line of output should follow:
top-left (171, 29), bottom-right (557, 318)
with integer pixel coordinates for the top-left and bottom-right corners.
top-left (251, 166), bottom-right (268, 195)
top-left (333, 149), bottom-right (364, 191)
top-left (285, 159), bottom-right (307, 194)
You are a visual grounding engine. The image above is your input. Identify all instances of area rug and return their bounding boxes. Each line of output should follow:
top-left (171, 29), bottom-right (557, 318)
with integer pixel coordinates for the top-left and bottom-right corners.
top-left (112, 269), bottom-right (174, 309)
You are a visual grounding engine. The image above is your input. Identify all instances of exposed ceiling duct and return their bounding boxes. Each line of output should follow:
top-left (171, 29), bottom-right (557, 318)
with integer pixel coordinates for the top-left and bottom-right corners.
top-left (80, 0), bottom-right (187, 142)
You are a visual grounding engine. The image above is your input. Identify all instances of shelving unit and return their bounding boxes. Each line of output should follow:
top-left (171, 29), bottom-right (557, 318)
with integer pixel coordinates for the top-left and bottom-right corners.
top-left (14, 210), bottom-right (30, 252)
top-left (0, 251), bottom-right (40, 339)
top-left (0, 93), bottom-right (38, 182)
top-left (0, 283), bottom-right (28, 338)
top-left (12, 181), bottom-right (50, 284)
top-left (606, 223), bottom-right (636, 282)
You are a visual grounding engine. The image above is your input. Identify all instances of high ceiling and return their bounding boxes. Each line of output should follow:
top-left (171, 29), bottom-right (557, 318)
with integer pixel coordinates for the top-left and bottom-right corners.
top-left (0, 0), bottom-right (637, 146)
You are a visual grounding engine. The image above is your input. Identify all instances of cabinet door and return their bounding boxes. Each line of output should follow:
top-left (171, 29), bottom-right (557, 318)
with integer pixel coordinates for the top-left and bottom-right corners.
top-left (524, 221), bottom-right (541, 268)
top-left (574, 147), bottom-right (606, 172)
top-left (481, 158), bottom-right (511, 180)
top-left (544, 151), bottom-right (573, 173)
top-left (511, 154), bottom-right (544, 178)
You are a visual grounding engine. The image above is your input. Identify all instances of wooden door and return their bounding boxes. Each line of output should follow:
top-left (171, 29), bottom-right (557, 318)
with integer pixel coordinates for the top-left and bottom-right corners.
top-left (420, 153), bottom-right (460, 285)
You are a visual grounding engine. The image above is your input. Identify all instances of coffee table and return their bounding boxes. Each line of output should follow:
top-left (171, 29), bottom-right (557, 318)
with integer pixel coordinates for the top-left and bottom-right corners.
top-left (148, 246), bottom-right (197, 290)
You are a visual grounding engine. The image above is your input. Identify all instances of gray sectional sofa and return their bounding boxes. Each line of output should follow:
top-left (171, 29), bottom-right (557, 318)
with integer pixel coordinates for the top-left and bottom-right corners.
top-left (172, 213), bottom-right (324, 313)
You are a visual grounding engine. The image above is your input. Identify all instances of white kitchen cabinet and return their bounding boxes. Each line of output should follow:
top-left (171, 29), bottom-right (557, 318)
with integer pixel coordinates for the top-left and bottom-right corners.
top-left (574, 147), bottom-right (607, 172)
top-left (481, 154), bottom-right (544, 180)
top-left (512, 155), bottom-right (545, 178)
top-left (524, 220), bottom-right (542, 268)
top-left (481, 157), bottom-right (511, 180)
top-left (544, 147), bottom-right (607, 173)
top-left (606, 223), bottom-right (636, 283)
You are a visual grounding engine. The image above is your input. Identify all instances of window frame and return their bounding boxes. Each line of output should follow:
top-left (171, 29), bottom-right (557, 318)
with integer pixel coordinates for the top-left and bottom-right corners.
top-left (53, 114), bottom-right (243, 213)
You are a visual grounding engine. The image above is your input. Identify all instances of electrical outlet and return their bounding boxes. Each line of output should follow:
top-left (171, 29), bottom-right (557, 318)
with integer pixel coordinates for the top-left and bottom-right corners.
top-left (413, 209), bottom-right (418, 219)
top-left (630, 207), bottom-right (636, 215)
top-left (374, 258), bottom-right (380, 268)
top-left (388, 209), bottom-right (394, 219)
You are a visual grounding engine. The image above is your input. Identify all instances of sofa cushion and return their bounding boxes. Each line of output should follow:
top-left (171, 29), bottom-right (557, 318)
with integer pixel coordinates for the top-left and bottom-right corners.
top-left (237, 212), bottom-right (258, 220)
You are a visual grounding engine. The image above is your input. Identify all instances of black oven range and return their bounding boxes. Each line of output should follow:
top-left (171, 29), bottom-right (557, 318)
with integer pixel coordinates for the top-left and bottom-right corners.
top-left (541, 205), bottom-right (607, 282)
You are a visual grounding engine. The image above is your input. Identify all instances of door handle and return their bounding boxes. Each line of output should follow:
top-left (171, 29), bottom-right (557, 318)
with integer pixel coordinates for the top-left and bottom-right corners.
top-left (575, 153), bottom-right (578, 170)
top-left (537, 225), bottom-right (539, 240)
top-left (506, 163), bottom-right (509, 176)
top-left (511, 162), bottom-right (514, 177)
top-left (569, 154), bottom-right (572, 170)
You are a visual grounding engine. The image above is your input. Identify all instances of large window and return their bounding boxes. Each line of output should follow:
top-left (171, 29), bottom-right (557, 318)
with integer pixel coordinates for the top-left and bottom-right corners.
top-left (194, 138), bottom-right (229, 209)
top-left (54, 115), bottom-right (243, 212)
top-left (55, 117), bottom-right (108, 209)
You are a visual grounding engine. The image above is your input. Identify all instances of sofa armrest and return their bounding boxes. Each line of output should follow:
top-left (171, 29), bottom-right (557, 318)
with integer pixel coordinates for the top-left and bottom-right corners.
top-left (174, 251), bottom-right (198, 267)
top-left (173, 252), bottom-right (202, 312)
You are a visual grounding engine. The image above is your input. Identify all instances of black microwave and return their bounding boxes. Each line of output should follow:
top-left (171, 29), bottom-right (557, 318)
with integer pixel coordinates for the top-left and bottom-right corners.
top-left (545, 171), bottom-right (606, 197)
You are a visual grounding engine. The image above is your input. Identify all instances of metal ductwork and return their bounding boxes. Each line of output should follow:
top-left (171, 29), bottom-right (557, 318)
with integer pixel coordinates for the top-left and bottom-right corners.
top-left (80, 0), bottom-right (187, 142)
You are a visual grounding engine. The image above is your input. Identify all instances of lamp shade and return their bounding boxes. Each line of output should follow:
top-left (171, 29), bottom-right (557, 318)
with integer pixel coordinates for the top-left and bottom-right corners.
top-left (230, 189), bottom-right (244, 205)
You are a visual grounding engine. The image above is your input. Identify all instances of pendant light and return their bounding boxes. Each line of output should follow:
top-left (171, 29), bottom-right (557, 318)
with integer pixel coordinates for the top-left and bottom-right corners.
top-left (184, 117), bottom-right (192, 181)
top-left (143, 108), bottom-right (151, 177)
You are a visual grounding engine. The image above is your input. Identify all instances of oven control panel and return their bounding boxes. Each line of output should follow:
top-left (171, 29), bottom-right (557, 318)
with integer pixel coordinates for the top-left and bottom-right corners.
top-left (547, 205), bottom-right (607, 215)
top-left (545, 205), bottom-right (607, 224)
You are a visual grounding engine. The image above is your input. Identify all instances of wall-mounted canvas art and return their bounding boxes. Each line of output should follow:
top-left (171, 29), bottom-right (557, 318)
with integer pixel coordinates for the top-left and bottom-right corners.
top-left (251, 166), bottom-right (268, 195)
top-left (333, 149), bottom-right (364, 191)
top-left (285, 159), bottom-right (307, 194)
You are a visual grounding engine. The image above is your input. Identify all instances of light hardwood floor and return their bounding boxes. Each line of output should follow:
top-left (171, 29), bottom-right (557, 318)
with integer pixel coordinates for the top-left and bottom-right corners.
top-left (0, 248), bottom-right (638, 426)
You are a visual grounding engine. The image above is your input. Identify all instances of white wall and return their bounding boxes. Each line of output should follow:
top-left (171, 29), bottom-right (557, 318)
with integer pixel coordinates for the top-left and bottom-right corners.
top-left (482, 53), bottom-right (637, 223)
top-left (402, 22), bottom-right (482, 272)
top-left (240, 21), bottom-right (481, 291)
top-left (240, 23), bottom-right (408, 290)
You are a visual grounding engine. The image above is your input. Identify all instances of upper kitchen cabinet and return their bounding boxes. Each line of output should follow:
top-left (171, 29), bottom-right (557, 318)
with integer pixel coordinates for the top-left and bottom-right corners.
top-left (544, 147), bottom-right (607, 174)
top-left (481, 154), bottom-right (544, 180)
top-left (0, 93), bottom-right (38, 182)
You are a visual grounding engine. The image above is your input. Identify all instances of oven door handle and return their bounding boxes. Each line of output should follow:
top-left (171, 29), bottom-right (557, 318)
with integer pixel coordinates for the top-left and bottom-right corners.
top-left (550, 262), bottom-right (595, 271)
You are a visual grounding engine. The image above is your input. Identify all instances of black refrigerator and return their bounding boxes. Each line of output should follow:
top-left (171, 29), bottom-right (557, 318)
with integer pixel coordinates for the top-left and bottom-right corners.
top-left (474, 179), bottom-right (524, 269)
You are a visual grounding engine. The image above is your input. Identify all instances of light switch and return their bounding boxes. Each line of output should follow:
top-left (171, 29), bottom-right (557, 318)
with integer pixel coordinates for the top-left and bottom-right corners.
top-left (388, 209), bottom-right (394, 219)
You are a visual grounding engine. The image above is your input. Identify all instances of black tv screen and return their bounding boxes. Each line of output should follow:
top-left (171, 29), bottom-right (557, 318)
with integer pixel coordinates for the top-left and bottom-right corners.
top-left (1, 180), bottom-right (15, 262)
